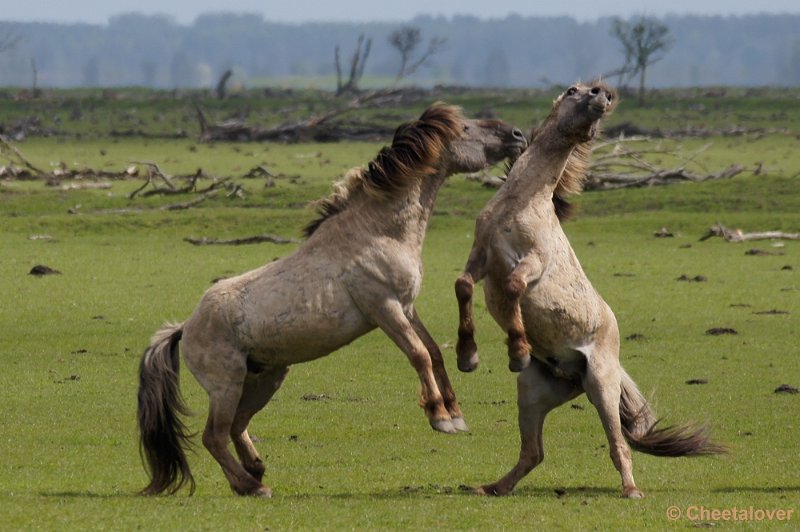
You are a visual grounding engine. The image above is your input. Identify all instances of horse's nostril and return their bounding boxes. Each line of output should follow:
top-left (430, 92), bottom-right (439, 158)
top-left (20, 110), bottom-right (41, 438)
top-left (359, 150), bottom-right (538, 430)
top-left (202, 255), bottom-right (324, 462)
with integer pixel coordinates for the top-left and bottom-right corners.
top-left (590, 87), bottom-right (601, 95)
top-left (512, 128), bottom-right (525, 141)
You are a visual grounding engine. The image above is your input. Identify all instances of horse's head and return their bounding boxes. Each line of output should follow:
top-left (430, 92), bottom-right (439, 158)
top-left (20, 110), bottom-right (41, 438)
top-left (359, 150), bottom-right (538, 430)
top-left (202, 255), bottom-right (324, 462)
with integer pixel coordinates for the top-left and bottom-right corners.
top-left (445, 116), bottom-right (527, 176)
top-left (552, 82), bottom-right (617, 142)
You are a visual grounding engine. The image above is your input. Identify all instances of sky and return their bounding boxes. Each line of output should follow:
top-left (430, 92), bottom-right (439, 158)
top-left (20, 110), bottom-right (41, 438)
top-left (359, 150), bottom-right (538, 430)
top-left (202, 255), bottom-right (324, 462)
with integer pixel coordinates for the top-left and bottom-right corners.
top-left (3, 0), bottom-right (800, 25)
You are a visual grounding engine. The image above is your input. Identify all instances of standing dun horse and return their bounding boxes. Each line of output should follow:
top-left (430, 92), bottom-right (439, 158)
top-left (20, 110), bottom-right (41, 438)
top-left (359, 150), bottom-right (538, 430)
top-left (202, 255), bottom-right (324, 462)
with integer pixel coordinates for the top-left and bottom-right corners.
top-left (137, 103), bottom-right (527, 497)
top-left (454, 83), bottom-right (726, 498)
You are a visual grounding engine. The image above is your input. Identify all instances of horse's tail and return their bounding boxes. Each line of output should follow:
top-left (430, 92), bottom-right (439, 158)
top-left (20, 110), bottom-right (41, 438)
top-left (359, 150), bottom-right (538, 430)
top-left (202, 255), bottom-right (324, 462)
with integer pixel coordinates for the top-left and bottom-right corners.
top-left (137, 322), bottom-right (195, 495)
top-left (619, 368), bottom-right (727, 457)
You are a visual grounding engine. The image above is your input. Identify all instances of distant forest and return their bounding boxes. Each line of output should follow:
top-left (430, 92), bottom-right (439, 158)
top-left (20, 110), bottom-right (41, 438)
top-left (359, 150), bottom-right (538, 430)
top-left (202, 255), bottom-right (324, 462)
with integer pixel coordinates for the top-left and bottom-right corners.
top-left (0, 13), bottom-right (799, 89)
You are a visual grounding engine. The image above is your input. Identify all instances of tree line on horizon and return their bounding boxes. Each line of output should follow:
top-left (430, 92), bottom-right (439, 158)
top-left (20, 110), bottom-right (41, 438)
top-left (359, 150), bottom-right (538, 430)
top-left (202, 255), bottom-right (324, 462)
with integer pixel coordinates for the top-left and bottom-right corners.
top-left (0, 13), bottom-right (798, 91)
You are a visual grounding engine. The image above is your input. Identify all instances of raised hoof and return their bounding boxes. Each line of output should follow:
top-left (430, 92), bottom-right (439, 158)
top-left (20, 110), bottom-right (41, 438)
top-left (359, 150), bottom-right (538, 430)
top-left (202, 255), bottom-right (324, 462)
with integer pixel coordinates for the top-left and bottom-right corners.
top-left (456, 345), bottom-right (480, 372)
top-left (507, 353), bottom-right (531, 373)
top-left (450, 416), bottom-right (469, 432)
top-left (430, 418), bottom-right (457, 434)
top-left (622, 487), bottom-right (644, 499)
top-left (457, 357), bottom-right (479, 373)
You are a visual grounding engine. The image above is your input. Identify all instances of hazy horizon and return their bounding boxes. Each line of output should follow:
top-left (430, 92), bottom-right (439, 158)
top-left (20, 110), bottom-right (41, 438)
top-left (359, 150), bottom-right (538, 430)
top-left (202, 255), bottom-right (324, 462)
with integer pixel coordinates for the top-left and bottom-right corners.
top-left (3, 0), bottom-right (800, 26)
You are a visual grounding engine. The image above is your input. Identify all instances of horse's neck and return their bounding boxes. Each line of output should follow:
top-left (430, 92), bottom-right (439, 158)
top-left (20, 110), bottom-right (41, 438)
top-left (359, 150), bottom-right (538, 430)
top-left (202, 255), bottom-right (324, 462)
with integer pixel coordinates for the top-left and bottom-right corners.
top-left (357, 171), bottom-right (447, 248)
top-left (500, 137), bottom-right (574, 211)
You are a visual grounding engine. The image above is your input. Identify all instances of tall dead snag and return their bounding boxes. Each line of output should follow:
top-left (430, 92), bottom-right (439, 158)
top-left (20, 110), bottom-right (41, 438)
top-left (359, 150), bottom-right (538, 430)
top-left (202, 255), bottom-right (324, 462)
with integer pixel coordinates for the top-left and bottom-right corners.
top-left (336, 34), bottom-right (372, 95)
top-left (610, 17), bottom-right (674, 105)
top-left (389, 26), bottom-right (446, 82)
top-left (215, 69), bottom-right (233, 99)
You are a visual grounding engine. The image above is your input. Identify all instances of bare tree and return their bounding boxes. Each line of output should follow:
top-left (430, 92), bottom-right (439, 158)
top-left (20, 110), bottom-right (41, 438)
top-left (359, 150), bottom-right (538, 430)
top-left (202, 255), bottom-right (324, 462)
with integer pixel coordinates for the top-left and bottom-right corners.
top-left (335, 34), bottom-right (372, 95)
top-left (0, 31), bottom-right (21, 54)
top-left (388, 26), bottom-right (446, 82)
top-left (610, 17), bottom-right (674, 105)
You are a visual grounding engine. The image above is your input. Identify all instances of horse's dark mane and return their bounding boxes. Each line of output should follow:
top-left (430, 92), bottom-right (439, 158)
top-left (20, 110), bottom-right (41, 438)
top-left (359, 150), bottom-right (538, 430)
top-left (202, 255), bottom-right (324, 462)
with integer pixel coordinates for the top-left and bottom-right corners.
top-left (304, 103), bottom-right (464, 237)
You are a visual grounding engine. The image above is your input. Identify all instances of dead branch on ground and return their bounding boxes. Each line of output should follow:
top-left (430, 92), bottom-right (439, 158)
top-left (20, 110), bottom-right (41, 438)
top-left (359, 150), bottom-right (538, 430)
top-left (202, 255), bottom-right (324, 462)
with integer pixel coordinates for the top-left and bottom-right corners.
top-left (468, 136), bottom-right (746, 190)
top-left (699, 223), bottom-right (800, 242)
top-left (0, 134), bottom-right (46, 174)
top-left (127, 164), bottom-right (246, 199)
top-left (584, 138), bottom-right (744, 190)
top-left (196, 89), bottom-right (402, 143)
top-left (184, 234), bottom-right (298, 246)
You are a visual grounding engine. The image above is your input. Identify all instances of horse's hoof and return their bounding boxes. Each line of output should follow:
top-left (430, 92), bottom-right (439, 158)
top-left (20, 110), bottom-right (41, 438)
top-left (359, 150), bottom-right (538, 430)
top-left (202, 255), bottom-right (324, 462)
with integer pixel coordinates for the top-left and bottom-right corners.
top-left (475, 484), bottom-right (506, 496)
top-left (457, 359), bottom-right (479, 372)
top-left (431, 418), bottom-right (457, 434)
top-left (450, 417), bottom-right (469, 432)
top-left (622, 488), bottom-right (644, 499)
top-left (508, 354), bottom-right (530, 373)
top-left (457, 350), bottom-right (480, 372)
top-left (253, 486), bottom-right (273, 498)
top-left (622, 487), bottom-right (644, 499)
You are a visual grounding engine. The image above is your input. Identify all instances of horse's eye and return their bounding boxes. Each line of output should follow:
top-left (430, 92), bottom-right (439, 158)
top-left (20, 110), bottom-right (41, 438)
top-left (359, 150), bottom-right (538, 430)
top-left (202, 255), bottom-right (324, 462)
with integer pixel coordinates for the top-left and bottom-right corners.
top-left (566, 86), bottom-right (578, 96)
top-left (463, 125), bottom-right (470, 132)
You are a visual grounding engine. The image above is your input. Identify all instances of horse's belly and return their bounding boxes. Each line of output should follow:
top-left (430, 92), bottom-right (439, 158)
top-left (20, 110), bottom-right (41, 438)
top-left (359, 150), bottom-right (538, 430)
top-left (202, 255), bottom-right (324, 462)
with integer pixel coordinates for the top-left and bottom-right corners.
top-left (521, 288), bottom-right (602, 347)
top-left (483, 275), bottom-right (601, 349)
top-left (244, 301), bottom-right (373, 366)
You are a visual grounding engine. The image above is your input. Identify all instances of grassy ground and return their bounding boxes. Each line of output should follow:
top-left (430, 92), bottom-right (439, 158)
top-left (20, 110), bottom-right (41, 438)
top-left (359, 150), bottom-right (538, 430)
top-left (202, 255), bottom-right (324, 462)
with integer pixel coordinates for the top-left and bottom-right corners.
top-left (1, 107), bottom-right (799, 529)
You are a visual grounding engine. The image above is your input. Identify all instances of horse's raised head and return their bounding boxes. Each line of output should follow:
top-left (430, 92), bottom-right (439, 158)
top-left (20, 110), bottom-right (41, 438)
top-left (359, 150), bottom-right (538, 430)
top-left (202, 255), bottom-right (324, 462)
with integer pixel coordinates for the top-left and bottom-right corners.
top-left (444, 112), bottom-right (527, 176)
top-left (552, 82), bottom-right (617, 142)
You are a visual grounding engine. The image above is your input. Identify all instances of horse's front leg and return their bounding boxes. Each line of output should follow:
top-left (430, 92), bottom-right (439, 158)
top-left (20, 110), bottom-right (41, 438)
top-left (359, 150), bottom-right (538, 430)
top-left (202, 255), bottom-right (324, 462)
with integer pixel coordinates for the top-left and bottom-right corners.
top-left (455, 244), bottom-right (487, 372)
top-left (504, 253), bottom-right (543, 372)
top-left (374, 299), bottom-right (456, 433)
top-left (410, 309), bottom-right (468, 431)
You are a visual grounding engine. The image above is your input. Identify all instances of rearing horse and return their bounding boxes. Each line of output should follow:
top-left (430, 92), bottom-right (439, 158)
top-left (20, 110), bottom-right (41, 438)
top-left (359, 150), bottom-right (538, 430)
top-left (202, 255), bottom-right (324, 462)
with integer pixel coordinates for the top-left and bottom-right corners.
top-left (454, 83), bottom-right (726, 498)
top-left (137, 103), bottom-right (527, 497)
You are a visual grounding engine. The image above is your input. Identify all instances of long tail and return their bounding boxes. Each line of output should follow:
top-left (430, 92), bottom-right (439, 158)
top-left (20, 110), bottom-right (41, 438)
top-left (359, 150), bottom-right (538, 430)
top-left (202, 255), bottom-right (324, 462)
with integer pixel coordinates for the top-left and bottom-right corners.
top-left (619, 369), bottom-right (727, 456)
top-left (137, 322), bottom-right (195, 495)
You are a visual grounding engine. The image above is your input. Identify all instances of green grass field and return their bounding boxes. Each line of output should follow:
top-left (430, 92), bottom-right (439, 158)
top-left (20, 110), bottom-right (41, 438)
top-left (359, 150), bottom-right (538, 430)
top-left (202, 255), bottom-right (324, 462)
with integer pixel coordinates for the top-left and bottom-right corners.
top-left (1, 90), bottom-right (799, 529)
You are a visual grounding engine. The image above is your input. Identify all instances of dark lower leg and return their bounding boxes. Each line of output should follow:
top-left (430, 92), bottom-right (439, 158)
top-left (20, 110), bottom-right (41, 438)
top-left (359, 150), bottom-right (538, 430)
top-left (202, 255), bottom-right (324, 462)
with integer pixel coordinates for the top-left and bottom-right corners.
top-left (455, 274), bottom-right (479, 372)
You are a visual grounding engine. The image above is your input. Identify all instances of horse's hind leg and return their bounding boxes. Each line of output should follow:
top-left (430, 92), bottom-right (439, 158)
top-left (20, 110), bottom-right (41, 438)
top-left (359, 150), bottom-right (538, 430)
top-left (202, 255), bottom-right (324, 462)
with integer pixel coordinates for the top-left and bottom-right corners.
top-left (478, 360), bottom-right (581, 495)
top-left (410, 309), bottom-right (467, 431)
top-left (230, 366), bottom-right (290, 483)
top-left (582, 354), bottom-right (642, 499)
top-left (186, 343), bottom-right (270, 497)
